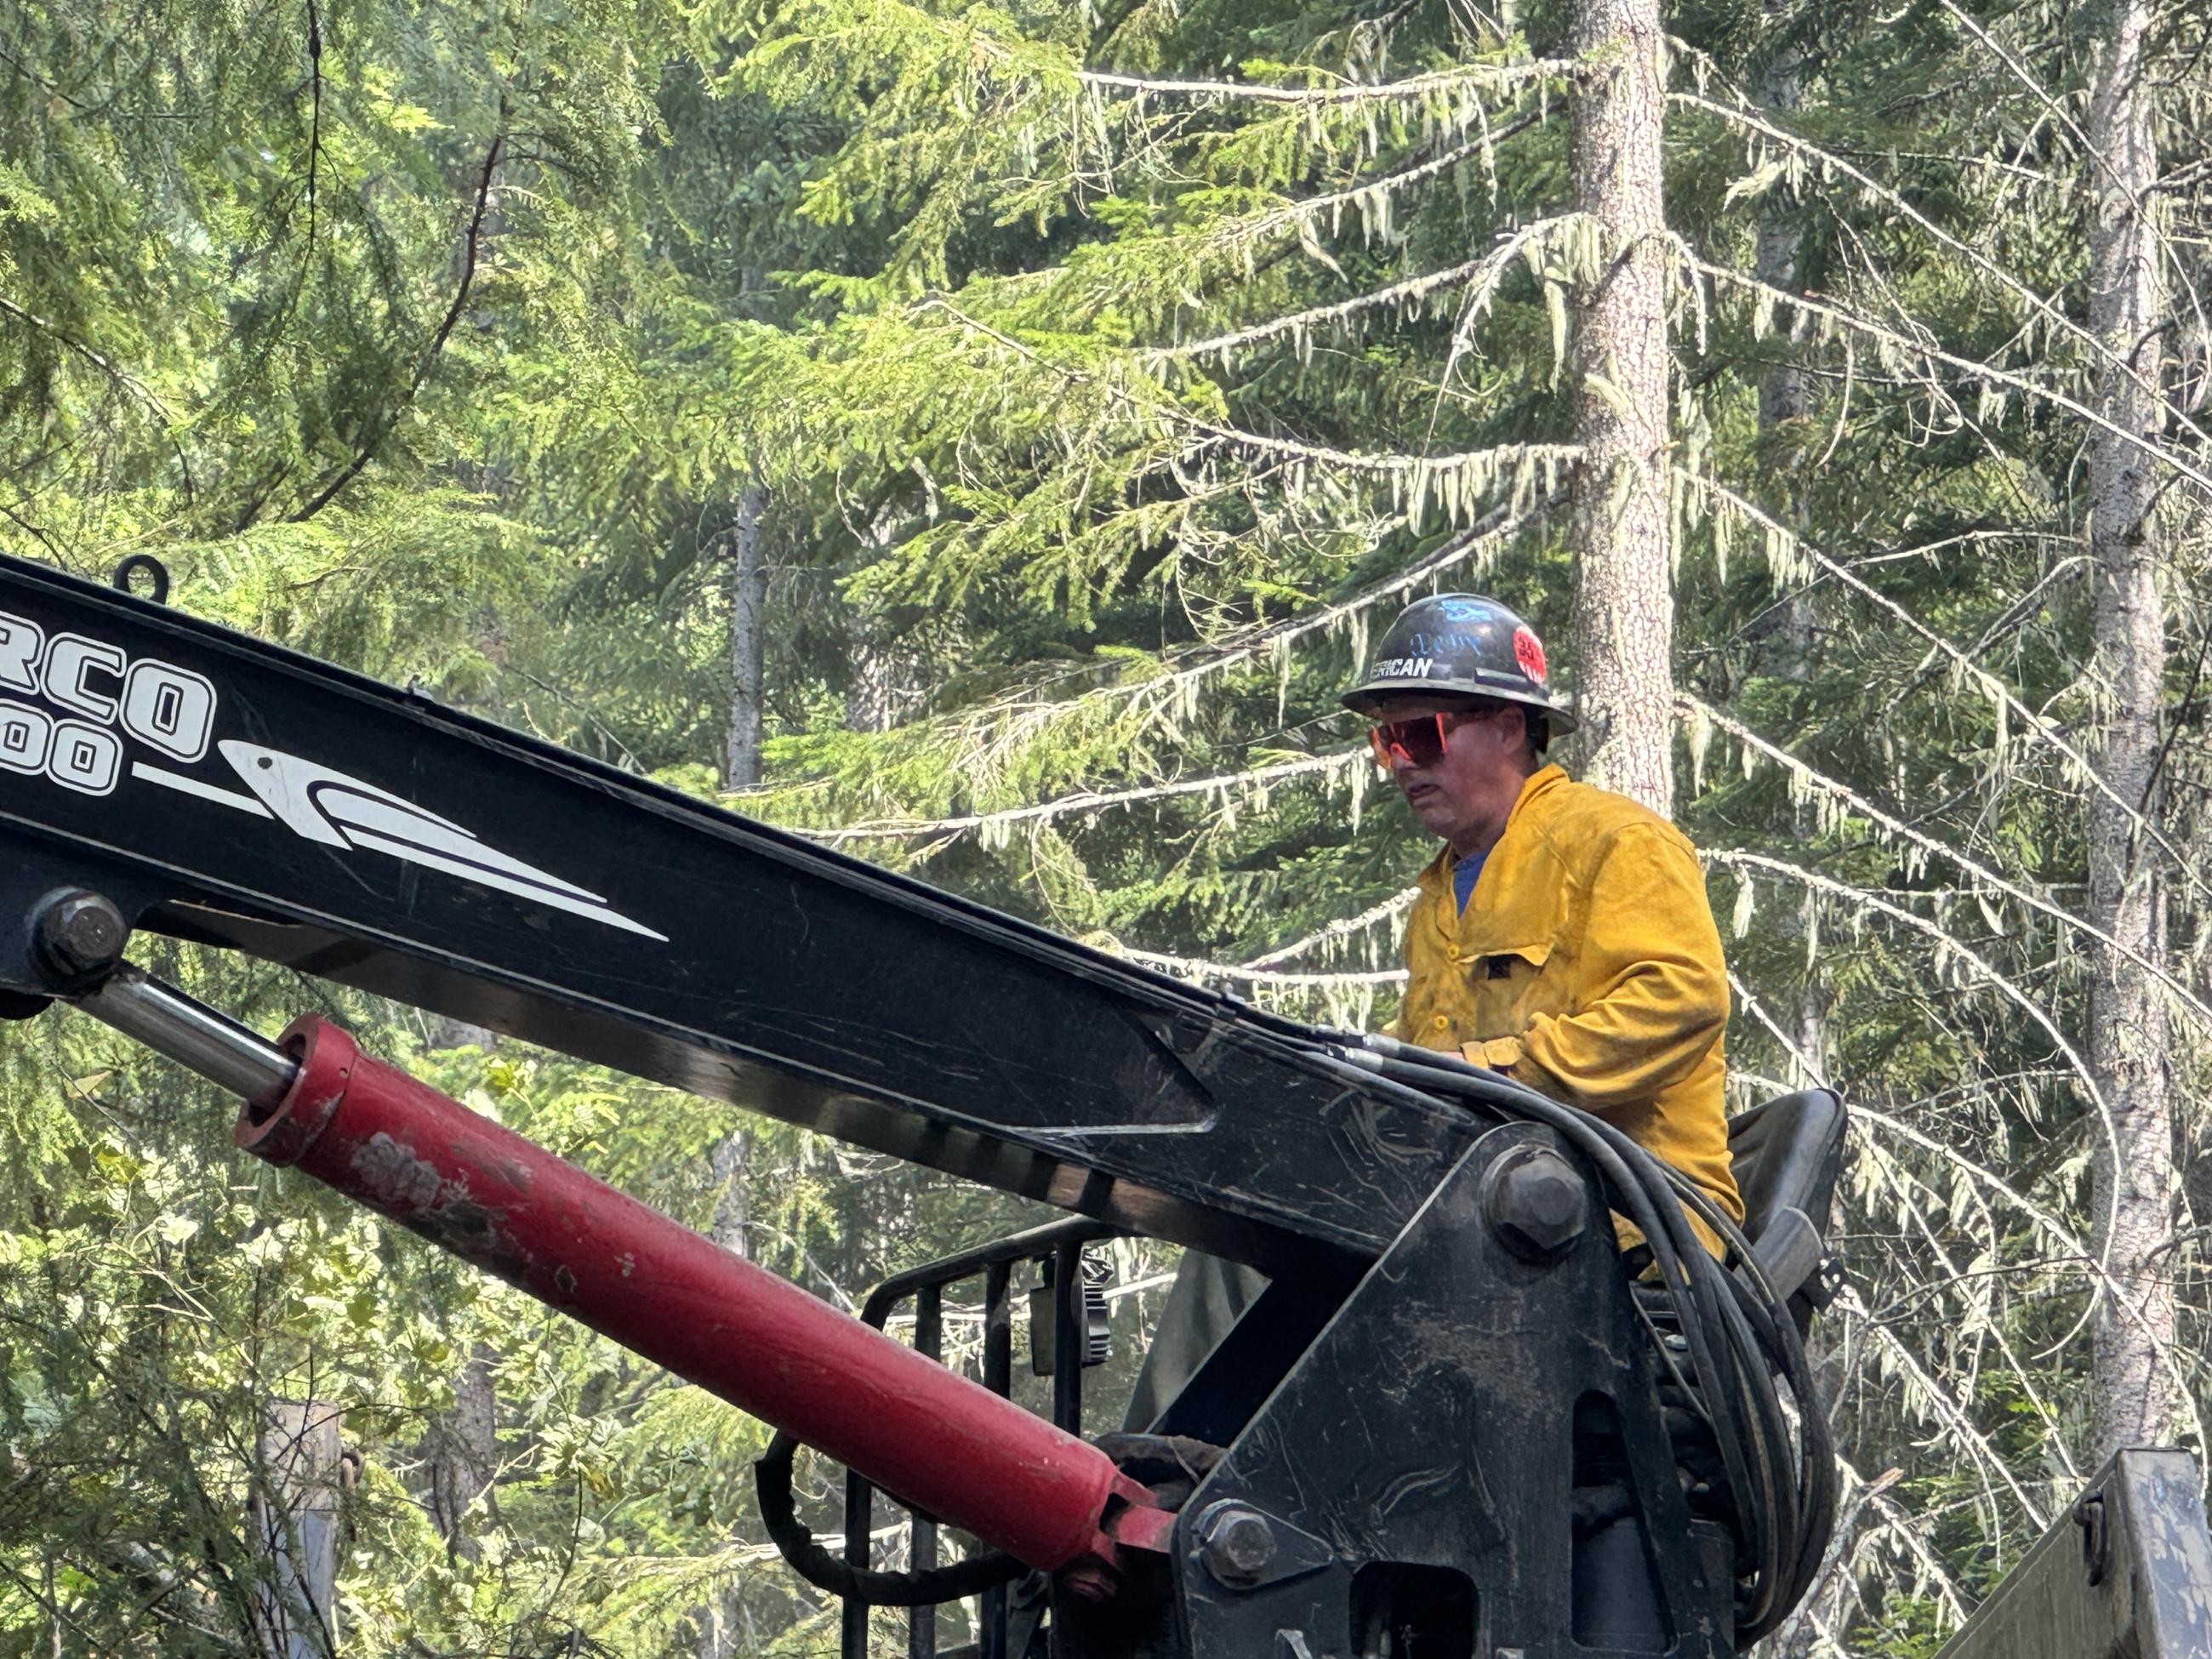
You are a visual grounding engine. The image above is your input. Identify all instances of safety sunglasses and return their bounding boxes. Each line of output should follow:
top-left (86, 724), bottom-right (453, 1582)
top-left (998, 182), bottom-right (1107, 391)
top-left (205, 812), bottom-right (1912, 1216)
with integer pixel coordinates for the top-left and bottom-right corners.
top-left (1367, 707), bottom-right (1497, 770)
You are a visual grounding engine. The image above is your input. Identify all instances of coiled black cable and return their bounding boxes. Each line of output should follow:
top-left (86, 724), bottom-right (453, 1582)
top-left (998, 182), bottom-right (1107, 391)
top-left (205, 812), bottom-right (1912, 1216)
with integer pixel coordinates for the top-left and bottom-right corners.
top-left (1315, 1032), bottom-right (1837, 1642)
top-left (754, 1428), bottom-right (1024, 1605)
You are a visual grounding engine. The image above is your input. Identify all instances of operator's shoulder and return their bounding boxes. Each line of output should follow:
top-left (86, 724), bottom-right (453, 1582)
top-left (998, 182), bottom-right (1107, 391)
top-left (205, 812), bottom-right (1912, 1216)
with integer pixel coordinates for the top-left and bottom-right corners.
top-left (1530, 777), bottom-right (1700, 860)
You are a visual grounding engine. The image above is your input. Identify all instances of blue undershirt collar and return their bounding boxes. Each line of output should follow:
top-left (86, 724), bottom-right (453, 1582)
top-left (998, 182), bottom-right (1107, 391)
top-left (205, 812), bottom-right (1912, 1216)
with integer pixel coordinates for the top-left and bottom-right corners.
top-left (1452, 850), bottom-right (1486, 914)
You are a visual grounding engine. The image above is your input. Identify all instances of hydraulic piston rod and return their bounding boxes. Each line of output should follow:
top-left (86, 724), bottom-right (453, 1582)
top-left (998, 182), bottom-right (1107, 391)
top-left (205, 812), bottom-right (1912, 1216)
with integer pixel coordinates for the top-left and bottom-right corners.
top-left (78, 968), bottom-right (300, 1104)
top-left (75, 969), bottom-right (1171, 1577)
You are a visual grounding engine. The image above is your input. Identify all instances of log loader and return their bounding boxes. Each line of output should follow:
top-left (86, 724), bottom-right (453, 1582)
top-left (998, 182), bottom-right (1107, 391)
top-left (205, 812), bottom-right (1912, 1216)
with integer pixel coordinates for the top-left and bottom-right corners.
top-left (0, 550), bottom-right (2200, 1657)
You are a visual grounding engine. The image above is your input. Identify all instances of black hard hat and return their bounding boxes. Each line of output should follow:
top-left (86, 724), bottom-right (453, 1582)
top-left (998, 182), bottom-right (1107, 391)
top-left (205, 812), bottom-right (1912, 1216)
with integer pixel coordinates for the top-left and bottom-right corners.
top-left (1340, 594), bottom-right (1577, 738)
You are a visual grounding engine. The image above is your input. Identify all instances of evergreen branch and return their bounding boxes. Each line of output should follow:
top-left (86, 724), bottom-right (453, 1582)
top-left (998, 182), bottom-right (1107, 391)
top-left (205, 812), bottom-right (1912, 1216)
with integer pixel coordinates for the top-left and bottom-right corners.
top-left (1725, 967), bottom-right (1826, 1089)
top-left (288, 131), bottom-right (505, 524)
top-left (1684, 704), bottom-right (2212, 1031)
top-left (1679, 471), bottom-right (2212, 908)
top-left (781, 498), bottom-right (1550, 796)
top-left (1110, 498), bottom-right (1554, 706)
top-left (1153, 218), bottom-right (1575, 362)
top-left (1841, 1459), bottom-right (1973, 1628)
top-left (1705, 850), bottom-right (2109, 1136)
top-left (1710, 852), bottom-right (2212, 1456)
top-left (1077, 60), bottom-right (1570, 105)
top-left (1243, 887), bottom-right (1420, 968)
top-left (915, 295), bottom-right (1582, 525)
top-left (1685, 257), bottom-right (2212, 502)
top-left (0, 499), bottom-right (66, 563)
top-left (806, 745), bottom-right (1372, 843)
top-left (1839, 1284), bottom-right (2051, 1529)
top-left (1848, 1122), bottom-right (2088, 1482)
top-left (0, 294), bottom-right (170, 417)
top-left (1116, 948), bottom-right (1406, 989)
top-left (1187, 425), bottom-right (1582, 483)
top-left (1850, 1102), bottom-right (2090, 1313)
top-left (1929, 1), bottom-right (2101, 191)
top-left (1764, 1460), bottom-right (1907, 1651)
top-left (1223, 113), bottom-right (1545, 246)
top-left (1675, 92), bottom-right (2212, 454)
top-left (942, 111), bottom-right (1543, 306)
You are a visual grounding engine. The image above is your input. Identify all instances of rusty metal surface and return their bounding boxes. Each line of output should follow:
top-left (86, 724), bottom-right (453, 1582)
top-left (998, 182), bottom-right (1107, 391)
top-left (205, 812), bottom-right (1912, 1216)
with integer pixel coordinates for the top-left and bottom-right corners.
top-left (1934, 1448), bottom-right (2212, 1659)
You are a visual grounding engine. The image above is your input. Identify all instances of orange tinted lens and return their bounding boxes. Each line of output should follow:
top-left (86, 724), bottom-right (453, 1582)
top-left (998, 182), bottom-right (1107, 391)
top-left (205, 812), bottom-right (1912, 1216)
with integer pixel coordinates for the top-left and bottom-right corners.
top-left (1371, 715), bottom-right (1449, 767)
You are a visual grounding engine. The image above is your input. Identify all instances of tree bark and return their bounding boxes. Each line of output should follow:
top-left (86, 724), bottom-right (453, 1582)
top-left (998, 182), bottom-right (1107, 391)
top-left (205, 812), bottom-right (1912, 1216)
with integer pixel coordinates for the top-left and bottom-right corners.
top-left (1565, 0), bottom-right (1673, 815)
top-left (726, 482), bottom-right (770, 789)
top-left (249, 1400), bottom-right (345, 1659)
top-left (1752, 6), bottom-right (1810, 442)
top-left (2084, 0), bottom-right (2176, 1463)
top-left (709, 1127), bottom-right (751, 1259)
top-left (840, 503), bottom-right (923, 735)
top-left (425, 1346), bottom-right (499, 1560)
top-left (690, 1129), bottom-right (753, 1657)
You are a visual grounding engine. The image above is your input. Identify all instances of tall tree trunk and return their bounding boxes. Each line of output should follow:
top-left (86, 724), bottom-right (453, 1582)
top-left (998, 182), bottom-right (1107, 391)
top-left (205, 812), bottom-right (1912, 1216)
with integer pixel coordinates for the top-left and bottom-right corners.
top-left (709, 1127), bottom-right (752, 1259)
top-left (726, 482), bottom-right (770, 790)
top-left (424, 1347), bottom-right (499, 1560)
top-left (249, 1401), bottom-right (345, 1659)
top-left (842, 505), bottom-right (922, 735)
top-left (2084, 0), bottom-right (2176, 1462)
top-left (1752, 7), bottom-right (1809, 442)
top-left (690, 1128), bottom-right (755, 1659)
top-left (1565, 0), bottom-right (1673, 815)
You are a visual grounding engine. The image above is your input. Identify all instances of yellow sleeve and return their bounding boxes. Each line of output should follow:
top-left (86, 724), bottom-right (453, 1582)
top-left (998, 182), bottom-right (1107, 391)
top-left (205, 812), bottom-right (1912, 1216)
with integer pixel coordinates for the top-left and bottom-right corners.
top-left (1511, 826), bottom-right (1728, 1110)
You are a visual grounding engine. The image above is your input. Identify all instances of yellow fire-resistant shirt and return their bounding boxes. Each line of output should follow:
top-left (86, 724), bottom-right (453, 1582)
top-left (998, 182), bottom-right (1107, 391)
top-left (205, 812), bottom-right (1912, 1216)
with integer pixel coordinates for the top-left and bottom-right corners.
top-left (1391, 764), bottom-right (1742, 1252)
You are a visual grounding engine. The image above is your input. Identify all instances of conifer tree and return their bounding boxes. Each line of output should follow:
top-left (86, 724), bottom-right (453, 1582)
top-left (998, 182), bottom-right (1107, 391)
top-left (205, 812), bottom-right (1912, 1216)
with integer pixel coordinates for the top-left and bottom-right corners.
top-left (2082, 0), bottom-right (2178, 1462)
top-left (1565, 0), bottom-right (1675, 812)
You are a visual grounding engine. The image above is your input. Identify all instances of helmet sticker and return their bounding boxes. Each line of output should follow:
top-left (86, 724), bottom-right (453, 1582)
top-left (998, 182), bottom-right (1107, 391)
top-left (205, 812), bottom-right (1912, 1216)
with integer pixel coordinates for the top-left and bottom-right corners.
top-left (1437, 598), bottom-right (1492, 623)
top-left (1512, 625), bottom-right (1547, 684)
top-left (1371, 655), bottom-right (1436, 679)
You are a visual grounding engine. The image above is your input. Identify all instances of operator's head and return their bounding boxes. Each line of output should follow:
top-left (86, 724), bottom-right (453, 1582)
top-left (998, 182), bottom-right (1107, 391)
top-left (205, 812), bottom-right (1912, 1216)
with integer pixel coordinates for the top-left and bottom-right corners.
top-left (1341, 595), bottom-right (1574, 857)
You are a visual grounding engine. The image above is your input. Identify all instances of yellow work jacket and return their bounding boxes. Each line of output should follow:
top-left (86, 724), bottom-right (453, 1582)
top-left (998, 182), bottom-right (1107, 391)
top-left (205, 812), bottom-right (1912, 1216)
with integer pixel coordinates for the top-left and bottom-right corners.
top-left (1392, 764), bottom-right (1742, 1249)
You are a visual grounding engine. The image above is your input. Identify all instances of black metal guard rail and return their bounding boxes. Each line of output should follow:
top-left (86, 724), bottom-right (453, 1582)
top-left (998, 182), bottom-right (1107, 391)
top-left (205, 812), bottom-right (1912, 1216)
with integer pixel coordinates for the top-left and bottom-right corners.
top-left (841, 1217), bottom-right (1123, 1659)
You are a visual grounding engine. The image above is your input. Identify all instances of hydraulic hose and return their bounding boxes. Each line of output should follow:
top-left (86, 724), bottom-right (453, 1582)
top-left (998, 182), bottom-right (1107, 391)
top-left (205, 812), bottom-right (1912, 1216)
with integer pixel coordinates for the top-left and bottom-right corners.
top-left (1320, 1035), bottom-right (1837, 1643)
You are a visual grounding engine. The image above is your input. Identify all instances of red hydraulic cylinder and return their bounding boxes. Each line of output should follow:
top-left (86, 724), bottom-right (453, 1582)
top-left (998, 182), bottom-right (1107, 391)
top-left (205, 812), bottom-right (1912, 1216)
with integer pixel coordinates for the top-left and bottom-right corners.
top-left (234, 1015), bottom-right (1169, 1575)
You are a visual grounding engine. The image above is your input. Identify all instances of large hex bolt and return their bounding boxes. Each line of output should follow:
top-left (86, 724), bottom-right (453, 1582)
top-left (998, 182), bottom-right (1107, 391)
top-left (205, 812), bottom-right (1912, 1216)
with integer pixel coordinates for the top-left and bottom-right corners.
top-left (33, 890), bottom-right (130, 983)
top-left (1194, 1502), bottom-right (1277, 1588)
top-left (1484, 1143), bottom-right (1588, 1261)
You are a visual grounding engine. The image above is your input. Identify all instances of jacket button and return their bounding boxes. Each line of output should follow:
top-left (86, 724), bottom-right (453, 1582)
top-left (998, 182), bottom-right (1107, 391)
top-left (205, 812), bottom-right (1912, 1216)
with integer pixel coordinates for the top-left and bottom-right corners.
top-left (1430, 1015), bottom-right (1451, 1031)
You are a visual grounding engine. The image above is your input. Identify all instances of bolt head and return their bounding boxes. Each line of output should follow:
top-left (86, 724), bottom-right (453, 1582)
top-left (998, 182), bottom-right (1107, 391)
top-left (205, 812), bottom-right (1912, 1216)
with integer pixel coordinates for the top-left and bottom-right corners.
top-left (1487, 1147), bottom-right (1587, 1259)
top-left (38, 891), bottom-right (128, 978)
top-left (1196, 1503), bottom-right (1276, 1587)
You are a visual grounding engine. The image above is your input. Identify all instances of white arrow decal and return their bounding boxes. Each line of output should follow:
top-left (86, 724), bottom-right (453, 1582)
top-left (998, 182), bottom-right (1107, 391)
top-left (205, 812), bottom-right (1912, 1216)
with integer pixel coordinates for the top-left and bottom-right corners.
top-left (180, 741), bottom-right (670, 941)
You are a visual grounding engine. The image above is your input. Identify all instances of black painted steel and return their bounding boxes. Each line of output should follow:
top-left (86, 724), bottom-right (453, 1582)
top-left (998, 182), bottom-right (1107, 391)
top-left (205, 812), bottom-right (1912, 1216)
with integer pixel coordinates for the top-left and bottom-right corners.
top-left (825, 1220), bottom-right (1120, 1659)
top-left (1077, 1124), bottom-right (1736, 1659)
top-left (979, 1261), bottom-right (1015, 1659)
top-left (0, 553), bottom-right (1514, 1274)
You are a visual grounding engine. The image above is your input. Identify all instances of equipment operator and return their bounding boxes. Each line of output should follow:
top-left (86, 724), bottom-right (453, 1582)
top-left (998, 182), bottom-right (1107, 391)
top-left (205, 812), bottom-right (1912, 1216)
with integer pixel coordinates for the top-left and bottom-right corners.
top-left (1128, 593), bottom-right (1741, 1426)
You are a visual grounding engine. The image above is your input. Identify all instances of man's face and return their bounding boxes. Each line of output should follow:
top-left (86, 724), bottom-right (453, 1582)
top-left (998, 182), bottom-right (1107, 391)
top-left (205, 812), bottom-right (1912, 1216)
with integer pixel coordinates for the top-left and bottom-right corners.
top-left (1367, 695), bottom-right (1532, 855)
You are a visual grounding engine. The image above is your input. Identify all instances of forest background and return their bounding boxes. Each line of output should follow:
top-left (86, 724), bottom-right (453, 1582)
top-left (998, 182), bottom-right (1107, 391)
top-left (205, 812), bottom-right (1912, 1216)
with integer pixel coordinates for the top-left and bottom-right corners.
top-left (0, 0), bottom-right (2207, 1653)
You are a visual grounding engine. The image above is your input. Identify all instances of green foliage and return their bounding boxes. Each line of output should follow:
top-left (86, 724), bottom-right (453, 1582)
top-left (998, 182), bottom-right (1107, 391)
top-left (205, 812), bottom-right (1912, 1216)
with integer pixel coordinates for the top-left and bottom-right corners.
top-left (0, 0), bottom-right (2208, 1651)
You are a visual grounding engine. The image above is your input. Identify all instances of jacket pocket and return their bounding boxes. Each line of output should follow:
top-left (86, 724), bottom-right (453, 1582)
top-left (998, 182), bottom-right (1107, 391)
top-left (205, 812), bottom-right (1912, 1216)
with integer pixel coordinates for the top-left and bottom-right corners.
top-left (1464, 939), bottom-right (1554, 1032)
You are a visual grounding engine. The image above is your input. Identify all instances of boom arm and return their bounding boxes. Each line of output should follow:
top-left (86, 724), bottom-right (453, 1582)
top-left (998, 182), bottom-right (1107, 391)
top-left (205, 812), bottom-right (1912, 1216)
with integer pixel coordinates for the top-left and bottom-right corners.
top-left (0, 553), bottom-right (1504, 1274)
top-left (0, 554), bottom-right (1850, 1657)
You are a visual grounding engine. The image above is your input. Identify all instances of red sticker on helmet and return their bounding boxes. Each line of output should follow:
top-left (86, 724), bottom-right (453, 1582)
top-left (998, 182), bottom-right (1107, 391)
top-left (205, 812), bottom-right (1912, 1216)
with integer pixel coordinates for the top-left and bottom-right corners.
top-left (1513, 625), bottom-right (1547, 684)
